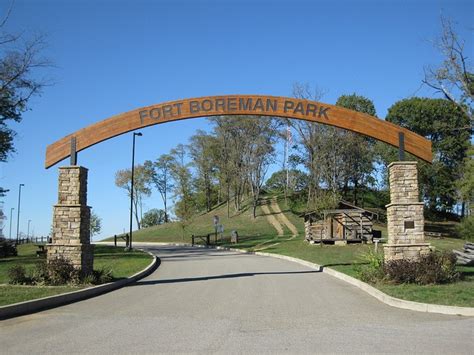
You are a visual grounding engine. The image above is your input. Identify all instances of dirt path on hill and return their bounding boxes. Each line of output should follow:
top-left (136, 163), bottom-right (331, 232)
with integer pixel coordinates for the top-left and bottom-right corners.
top-left (260, 203), bottom-right (284, 236)
top-left (255, 198), bottom-right (299, 251)
top-left (268, 198), bottom-right (298, 239)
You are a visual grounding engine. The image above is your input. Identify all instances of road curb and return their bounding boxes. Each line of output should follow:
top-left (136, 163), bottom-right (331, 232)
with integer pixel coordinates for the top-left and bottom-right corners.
top-left (257, 252), bottom-right (474, 317)
top-left (118, 241), bottom-right (474, 317)
top-left (0, 249), bottom-right (158, 320)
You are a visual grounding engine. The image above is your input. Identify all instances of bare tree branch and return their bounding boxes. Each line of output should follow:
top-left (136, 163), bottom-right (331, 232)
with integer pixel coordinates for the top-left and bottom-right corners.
top-left (423, 16), bottom-right (473, 123)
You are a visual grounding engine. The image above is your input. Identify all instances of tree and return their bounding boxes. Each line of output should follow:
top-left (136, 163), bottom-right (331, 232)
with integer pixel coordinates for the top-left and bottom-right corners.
top-left (0, 6), bottom-right (51, 162)
top-left (90, 211), bottom-right (102, 237)
top-left (457, 144), bottom-right (473, 240)
top-left (141, 209), bottom-right (166, 228)
top-left (288, 83), bottom-right (330, 208)
top-left (144, 154), bottom-right (174, 223)
top-left (335, 94), bottom-right (377, 205)
top-left (210, 116), bottom-right (250, 214)
top-left (386, 97), bottom-right (470, 215)
top-left (423, 16), bottom-right (473, 124)
top-left (209, 115), bottom-right (277, 218)
top-left (208, 116), bottom-right (241, 216)
top-left (169, 144), bottom-right (196, 239)
top-left (289, 85), bottom-right (377, 208)
top-left (188, 130), bottom-right (218, 212)
top-left (457, 143), bottom-right (474, 216)
top-left (265, 169), bottom-right (308, 192)
top-left (0, 187), bottom-right (8, 198)
top-left (115, 165), bottom-right (152, 230)
top-left (244, 117), bottom-right (278, 218)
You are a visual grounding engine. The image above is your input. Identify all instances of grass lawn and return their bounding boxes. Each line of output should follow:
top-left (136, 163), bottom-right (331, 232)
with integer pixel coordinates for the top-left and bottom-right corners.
top-left (0, 244), bottom-right (153, 307)
top-left (0, 285), bottom-right (80, 307)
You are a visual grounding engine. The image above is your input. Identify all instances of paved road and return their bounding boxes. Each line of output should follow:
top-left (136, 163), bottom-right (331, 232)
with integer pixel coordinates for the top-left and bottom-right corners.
top-left (1, 245), bottom-right (473, 354)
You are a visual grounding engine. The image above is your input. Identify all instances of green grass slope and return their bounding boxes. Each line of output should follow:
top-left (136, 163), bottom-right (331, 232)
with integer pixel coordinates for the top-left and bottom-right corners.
top-left (111, 196), bottom-right (299, 245)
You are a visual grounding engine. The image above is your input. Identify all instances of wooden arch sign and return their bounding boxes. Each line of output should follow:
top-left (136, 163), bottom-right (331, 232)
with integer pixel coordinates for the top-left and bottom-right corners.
top-left (45, 95), bottom-right (432, 168)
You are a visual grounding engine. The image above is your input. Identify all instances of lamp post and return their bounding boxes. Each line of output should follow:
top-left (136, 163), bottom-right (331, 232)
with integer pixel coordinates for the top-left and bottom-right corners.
top-left (27, 219), bottom-right (31, 240)
top-left (129, 132), bottom-right (142, 250)
top-left (9, 208), bottom-right (14, 240)
top-left (16, 183), bottom-right (24, 243)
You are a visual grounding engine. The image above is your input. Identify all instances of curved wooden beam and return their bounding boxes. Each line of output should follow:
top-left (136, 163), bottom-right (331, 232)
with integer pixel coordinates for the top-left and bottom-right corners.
top-left (45, 95), bottom-right (432, 168)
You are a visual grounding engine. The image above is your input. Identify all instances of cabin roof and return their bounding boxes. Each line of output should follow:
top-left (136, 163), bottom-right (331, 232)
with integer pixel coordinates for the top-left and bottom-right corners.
top-left (301, 200), bottom-right (379, 219)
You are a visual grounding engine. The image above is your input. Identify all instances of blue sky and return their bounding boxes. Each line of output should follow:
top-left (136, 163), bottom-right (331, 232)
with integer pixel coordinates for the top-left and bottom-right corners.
top-left (0, 0), bottom-right (472, 240)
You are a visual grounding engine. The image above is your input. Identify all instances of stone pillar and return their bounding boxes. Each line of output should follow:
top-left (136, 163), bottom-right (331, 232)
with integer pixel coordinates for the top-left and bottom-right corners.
top-left (47, 166), bottom-right (94, 275)
top-left (384, 161), bottom-right (430, 261)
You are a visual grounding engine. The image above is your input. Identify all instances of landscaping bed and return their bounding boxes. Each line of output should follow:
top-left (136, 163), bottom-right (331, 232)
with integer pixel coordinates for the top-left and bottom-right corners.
top-left (0, 244), bottom-right (153, 307)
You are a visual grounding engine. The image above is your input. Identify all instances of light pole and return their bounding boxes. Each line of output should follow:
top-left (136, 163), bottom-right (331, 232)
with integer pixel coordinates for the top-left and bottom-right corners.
top-left (9, 207), bottom-right (14, 240)
top-left (129, 132), bottom-right (142, 250)
top-left (27, 219), bottom-right (31, 240)
top-left (16, 183), bottom-right (24, 243)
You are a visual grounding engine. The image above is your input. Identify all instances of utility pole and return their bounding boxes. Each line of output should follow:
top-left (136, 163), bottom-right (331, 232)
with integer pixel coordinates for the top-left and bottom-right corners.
top-left (16, 184), bottom-right (24, 243)
top-left (129, 132), bottom-right (142, 250)
top-left (9, 207), bottom-right (14, 239)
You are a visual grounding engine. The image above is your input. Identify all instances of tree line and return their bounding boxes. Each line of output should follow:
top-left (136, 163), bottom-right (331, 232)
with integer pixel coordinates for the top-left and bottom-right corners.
top-left (114, 17), bottom-right (473, 232)
top-left (114, 90), bottom-right (471, 229)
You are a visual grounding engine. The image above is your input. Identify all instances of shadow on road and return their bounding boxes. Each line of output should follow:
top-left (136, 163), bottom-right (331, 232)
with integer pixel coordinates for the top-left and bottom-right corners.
top-left (131, 270), bottom-right (321, 286)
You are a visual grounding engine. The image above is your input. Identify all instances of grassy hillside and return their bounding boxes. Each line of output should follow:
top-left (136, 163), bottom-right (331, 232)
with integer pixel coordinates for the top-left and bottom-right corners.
top-left (107, 196), bottom-right (299, 245)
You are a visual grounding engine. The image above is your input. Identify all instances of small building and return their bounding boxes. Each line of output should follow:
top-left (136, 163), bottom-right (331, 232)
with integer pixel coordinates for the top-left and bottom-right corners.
top-left (303, 201), bottom-right (379, 244)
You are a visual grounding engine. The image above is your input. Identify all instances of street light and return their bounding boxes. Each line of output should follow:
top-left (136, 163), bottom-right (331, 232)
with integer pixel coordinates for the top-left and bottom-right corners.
top-left (9, 207), bottom-right (14, 240)
top-left (129, 132), bottom-right (142, 250)
top-left (16, 184), bottom-right (24, 243)
top-left (27, 219), bottom-right (31, 240)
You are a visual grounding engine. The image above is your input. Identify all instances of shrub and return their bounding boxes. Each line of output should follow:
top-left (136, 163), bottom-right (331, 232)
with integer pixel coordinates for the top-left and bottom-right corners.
top-left (383, 259), bottom-right (418, 284)
top-left (384, 251), bottom-right (459, 285)
top-left (82, 268), bottom-right (113, 285)
top-left (47, 257), bottom-right (79, 285)
top-left (0, 238), bottom-right (18, 258)
top-left (94, 268), bottom-right (113, 284)
top-left (457, 215), bottom-right (474, 241)
top-left (355, 248), bottom-right (385, 283)
top-left (31, 260), bottom-right (49, 285)
top-left (7, 265), bottom-right (29, 284)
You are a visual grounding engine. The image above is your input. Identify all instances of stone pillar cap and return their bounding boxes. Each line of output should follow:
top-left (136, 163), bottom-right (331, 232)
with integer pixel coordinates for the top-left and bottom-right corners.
top-left (386, 202), bottom-right (424, 208)
top-left (58, 166), bottom-right (89, 171)
top-left (388, 161), bottom-right (418, 169)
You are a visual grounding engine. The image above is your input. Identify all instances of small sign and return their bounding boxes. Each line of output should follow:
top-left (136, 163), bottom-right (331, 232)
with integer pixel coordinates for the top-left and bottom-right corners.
top-left (404, 221), bottom-right (415, 229)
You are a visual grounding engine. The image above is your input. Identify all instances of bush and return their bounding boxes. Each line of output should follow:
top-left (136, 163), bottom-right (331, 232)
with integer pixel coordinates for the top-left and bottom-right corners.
top-left (0, 237), bottom-right (17, 258)
top-left (8, 257), bottom-right (114, 286)
top-left (355, 248), bottom-right (385, 283)
top-left (382, 259), bottom-right (419, 284)
top-left (457, 215), bottom-right (474, 241)
top-left (7, 265), bottom-right (29, 284)
top-left (47, 257), bottom-right (80, 285)
top-left (31, 260), bottom-right (49, 285)
top-left (384, 251), bottom-right (459, 285)
top-left (82, 268), bottom-right (113, 285)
